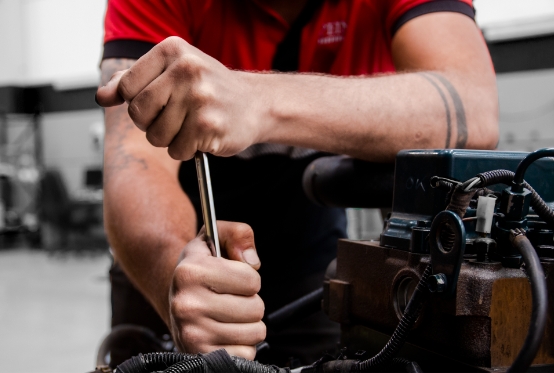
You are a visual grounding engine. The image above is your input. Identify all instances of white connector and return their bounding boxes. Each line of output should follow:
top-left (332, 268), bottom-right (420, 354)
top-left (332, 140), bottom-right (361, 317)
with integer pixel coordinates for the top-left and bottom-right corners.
top-left (476, 195), bottom-right (496, 234)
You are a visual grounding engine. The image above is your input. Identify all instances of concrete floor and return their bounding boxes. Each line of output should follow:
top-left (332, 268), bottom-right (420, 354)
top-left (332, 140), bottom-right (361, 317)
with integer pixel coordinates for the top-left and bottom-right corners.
top-left (0, 247), bottom-right (111, 373)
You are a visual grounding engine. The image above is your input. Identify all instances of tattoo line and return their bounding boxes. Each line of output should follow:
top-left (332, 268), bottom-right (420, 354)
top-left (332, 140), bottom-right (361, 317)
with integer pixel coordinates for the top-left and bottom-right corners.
top-left (419, 73), bottom-right (451, 148)
top-left (426, 72), bottom-right (468, 148)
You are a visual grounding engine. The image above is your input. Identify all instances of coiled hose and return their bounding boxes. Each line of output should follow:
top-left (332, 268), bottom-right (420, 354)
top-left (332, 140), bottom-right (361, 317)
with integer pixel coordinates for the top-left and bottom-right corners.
top-left (353, 265), bottom-right (432, 372)
top-left (476, 169), bottom-right (554, 227)
top-left (160, 357), bottom-right (205, 373)
top-left (116, 352), bottom-right (197, 373)
top-left (116, 350), bottom-right (288, 373)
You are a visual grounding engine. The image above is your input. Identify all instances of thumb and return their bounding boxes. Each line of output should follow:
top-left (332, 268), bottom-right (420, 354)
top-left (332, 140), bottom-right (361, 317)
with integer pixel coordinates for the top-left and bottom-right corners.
top-left (96, 70), bottom-right (127, 107)
top-left (217, 221), bottom-right (261, 270)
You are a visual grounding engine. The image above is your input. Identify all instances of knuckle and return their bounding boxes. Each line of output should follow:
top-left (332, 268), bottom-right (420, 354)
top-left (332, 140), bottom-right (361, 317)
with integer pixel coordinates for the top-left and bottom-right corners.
top-left (173, 54), bottom-right (205, 80)
top-left (180, 325), bottom-right (205, 350)
top-left (244, 272), bottom-right (261, 294)
top-left (127, 102), bottom-right (145, 128)
top-left (172, 294), bottom-right (201, 320)
top-left (189, 82), bottom-right (215, 105)
top-left (241, 347), bottom-right (256, 361)
top-left (231, 223), bottom-right (254, 242)
top-left (167, 143), bottom-right (187, 160)
top-left (194, 113), bottom-right (219, 137)
top-left (146, 127), bottom-right (169, 147)
top-left (256, 321), bottom-right (267, 342)
top-left (160, 36), bottom-right (186, 58)
top-left (252, 295), bottom-right (265, 320)
top-left (176, 262), bottom-right (203, 285)
top-left (117, 76), bottom-right (133, 101)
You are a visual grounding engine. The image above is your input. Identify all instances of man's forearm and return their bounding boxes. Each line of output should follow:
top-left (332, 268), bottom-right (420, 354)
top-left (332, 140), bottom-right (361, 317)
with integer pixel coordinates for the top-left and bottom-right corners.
top-left (102, 59), bottom-right (197, 326)
top-left (254, 69), bottom-right (498, 162)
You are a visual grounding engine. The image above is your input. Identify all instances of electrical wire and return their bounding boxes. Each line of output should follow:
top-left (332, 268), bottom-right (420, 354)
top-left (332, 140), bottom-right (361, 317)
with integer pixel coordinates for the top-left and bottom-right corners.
top-left (513, 148), bottom-right (554, 192)
top-left (507, 229), bottom-right (548, 373)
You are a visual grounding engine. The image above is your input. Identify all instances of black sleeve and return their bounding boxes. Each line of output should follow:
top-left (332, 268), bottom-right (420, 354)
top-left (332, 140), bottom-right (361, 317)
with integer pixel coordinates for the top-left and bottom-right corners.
top-left (392, 0), bottom-right (475, 37)
top-left (102, 39), bottom-right (156, 60)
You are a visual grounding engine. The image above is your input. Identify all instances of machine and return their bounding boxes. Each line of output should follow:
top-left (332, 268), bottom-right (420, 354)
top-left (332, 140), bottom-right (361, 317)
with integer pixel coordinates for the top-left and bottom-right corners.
top-left (92, 148), bottom-right (554, 373)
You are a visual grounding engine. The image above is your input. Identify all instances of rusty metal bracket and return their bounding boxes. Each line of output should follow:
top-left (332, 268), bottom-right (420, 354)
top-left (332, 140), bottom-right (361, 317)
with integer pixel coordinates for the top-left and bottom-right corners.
top-left (429, 210), bottom-right (466, 297)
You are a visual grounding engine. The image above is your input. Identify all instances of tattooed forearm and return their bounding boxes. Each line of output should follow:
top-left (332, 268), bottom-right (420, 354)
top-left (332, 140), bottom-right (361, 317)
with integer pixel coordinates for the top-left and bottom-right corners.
top-left (101, 58), bottom-right (148, 176)
top-left (420, 72), bottom-right (468, 149)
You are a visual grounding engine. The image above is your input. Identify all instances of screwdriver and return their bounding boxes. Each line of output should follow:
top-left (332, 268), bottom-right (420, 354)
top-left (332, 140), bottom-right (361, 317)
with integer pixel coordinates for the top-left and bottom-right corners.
top-left (194, 151), bottom-right (221, 257)
top-left (195, 151), bottom-right (269, 355)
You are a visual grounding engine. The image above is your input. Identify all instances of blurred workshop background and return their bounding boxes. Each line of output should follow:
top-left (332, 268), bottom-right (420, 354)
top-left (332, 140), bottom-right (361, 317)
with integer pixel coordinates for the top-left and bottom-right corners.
top-left (0, 0), bottom-right (554, 372)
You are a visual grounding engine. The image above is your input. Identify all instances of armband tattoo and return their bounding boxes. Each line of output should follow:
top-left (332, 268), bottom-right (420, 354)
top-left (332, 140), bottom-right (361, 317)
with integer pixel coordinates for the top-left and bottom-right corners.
top-left (419, 72), bottom-right (467, 149)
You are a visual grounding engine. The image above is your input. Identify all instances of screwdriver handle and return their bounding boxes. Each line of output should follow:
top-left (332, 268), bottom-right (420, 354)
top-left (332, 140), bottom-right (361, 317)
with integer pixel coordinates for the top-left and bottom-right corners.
top-left (194, 151), bottom-right (221, 257)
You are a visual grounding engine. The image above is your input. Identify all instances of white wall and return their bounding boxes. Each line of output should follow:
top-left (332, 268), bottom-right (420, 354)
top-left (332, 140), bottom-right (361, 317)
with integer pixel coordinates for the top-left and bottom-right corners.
top-left (1, 0), bottom-right (554, 85)
top-left (496, 69), bottom-right (554, 152)
top-left (0, 0), bottom-right (107, 86)
top-left (474, 0), bottom-right (554, 26)
top-left (0, 1), bottom-right (26, 84)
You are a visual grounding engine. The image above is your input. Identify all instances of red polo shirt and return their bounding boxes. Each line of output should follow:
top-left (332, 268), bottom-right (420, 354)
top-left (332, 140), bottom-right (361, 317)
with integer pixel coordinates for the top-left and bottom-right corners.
top-left (103, 0), bottom-right (474, 75)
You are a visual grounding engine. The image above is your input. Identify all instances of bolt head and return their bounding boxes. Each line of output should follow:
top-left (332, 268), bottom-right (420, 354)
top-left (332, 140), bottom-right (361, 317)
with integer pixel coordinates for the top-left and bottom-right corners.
top-left (427, 273), bottom-right (447, 293)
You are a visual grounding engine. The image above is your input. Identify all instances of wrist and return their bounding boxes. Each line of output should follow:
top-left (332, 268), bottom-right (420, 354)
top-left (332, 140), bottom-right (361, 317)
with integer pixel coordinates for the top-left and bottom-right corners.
top-left (240, 71), bottom-right (283, 145)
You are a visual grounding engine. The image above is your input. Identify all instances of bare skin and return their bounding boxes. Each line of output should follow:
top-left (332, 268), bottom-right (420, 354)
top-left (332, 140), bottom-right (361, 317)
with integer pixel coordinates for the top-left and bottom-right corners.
top-left (102, 60), bottom-right (264, 359)
top-left (97, 13), bottom-right (498, 162)
top-left (98, 8), bottom-right (498, 360)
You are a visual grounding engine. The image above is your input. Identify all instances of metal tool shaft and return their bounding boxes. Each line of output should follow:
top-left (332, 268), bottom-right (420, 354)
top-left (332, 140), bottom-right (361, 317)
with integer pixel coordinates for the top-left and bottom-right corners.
top-left (194, 151), bottom-right (221, 257)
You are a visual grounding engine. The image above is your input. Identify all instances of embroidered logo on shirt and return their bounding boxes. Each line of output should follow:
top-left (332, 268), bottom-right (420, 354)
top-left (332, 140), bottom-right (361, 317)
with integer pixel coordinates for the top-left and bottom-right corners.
top-left (318, 21), bottom-right (347, 45)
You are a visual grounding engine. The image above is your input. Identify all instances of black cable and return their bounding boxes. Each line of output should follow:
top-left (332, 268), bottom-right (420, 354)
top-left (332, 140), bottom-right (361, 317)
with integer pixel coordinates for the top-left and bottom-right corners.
top-left (507, 229), bottom-right (548, 373)
top-left (513, 148), bottom-right (554, 192)
top-left (265, 287), bottom-right (323, 331)
top-left (117, 352), bottom-right (195, 373)
top-left (354, 265), bottom-right (431, 372)
top-left (116, 351), bottom-right (288, 373)
top-left (161, 357), bottom-right (205, 373)
top-left (476, 169), bottom-right (554, 227)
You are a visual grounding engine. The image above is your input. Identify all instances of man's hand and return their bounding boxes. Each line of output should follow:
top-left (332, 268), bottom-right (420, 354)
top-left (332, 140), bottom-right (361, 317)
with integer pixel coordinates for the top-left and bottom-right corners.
top-left (96, 37), bottom-right (266, 161)
top-left (169, 221), bottom-right (265, 360)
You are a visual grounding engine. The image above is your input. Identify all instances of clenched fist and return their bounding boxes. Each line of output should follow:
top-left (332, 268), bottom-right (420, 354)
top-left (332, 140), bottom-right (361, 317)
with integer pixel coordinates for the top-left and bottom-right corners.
top-left (169, 221), bottom-right (265, 360)
top-left (96, 36), bottom-right (269, 160)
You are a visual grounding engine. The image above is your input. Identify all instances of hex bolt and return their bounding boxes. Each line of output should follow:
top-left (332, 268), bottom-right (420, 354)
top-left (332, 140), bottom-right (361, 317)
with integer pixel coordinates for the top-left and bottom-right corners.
top-left (474, 237), bottom-right (497, 262)
top-left (426, 273), bottom-right (447, 293)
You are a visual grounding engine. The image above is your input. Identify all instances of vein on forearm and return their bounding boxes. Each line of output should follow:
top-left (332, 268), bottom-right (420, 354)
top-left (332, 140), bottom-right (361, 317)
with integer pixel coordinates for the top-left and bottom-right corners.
top-left (419, 72), bottom-right (468, 149)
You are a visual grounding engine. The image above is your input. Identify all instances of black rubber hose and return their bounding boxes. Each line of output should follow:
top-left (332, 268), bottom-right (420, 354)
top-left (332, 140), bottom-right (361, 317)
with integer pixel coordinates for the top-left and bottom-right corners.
top-left (302, 155), bottom-right (395, 208)
top-left (354, 265), bottom-right (432, 372)
top-left (265, 287), bottom-right (323, 331)
top-left (161, 357), bottom-right (205, 373)
top-left (117, 352), bottom-right (196, 373)
top-left (231, 356), bottom-right (285, 373)
top-left (513, 148), bottom-right (554, 192)
top-left (507, 230), bottom-right (548, 373)
top-left (117, 351), bottom-right (287, 373)
top-left (477, 169), bottom-right (554, 227)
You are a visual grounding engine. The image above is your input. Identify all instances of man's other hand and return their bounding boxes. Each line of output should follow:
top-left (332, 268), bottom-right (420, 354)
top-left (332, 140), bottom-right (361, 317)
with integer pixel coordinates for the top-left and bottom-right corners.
top-left (96, 36), bottom-right (267, 161)
top-left (169, 221), bottom-right (265, 360)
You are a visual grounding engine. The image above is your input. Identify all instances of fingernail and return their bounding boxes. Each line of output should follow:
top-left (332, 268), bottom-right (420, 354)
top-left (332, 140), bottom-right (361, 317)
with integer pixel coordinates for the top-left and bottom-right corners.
top-left (94, 93), bottom-right (100, 106)
top-left (242, 248), bottom-right (260, 266)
